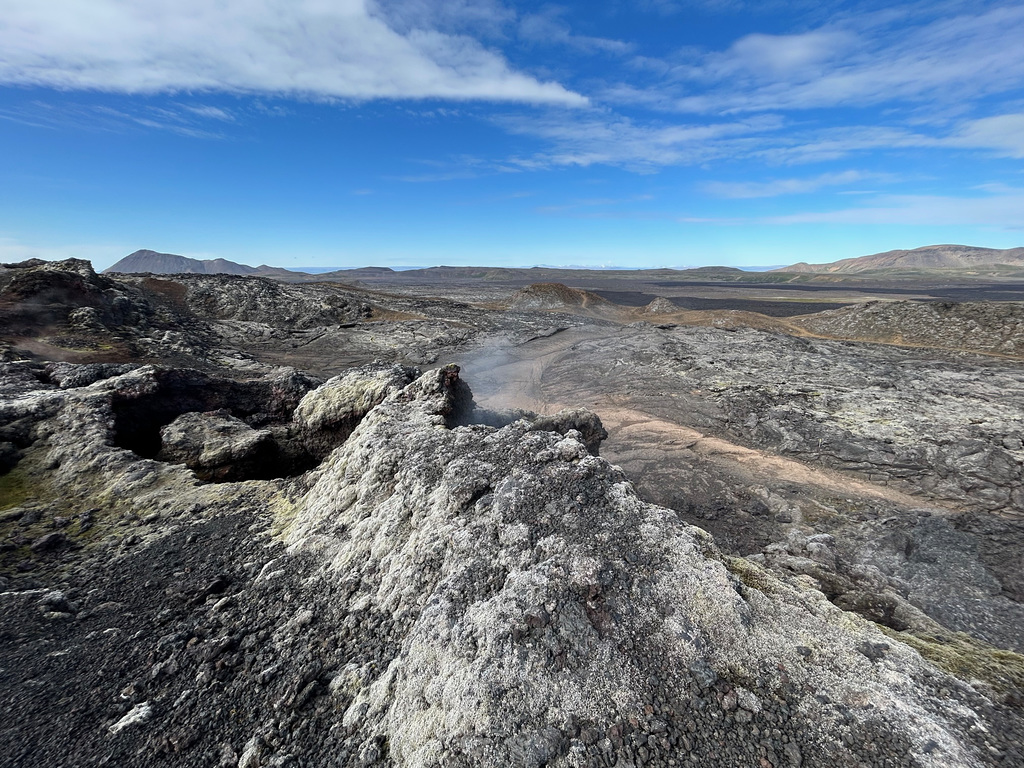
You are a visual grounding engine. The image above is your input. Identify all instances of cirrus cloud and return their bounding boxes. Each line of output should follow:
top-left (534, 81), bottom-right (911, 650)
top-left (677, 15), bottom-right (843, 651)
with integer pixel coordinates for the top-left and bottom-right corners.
top-left (616, 4), bottom-right (1024, 114)
top-left (703, 170), bottom-right (890, 198)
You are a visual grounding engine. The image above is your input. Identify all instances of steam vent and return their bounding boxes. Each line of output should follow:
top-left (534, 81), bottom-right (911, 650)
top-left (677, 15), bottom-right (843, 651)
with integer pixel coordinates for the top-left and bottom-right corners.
top-left (2, 354), bottom-right (1023, 767)
top-left (6, 0), bottom-right (1024, 759)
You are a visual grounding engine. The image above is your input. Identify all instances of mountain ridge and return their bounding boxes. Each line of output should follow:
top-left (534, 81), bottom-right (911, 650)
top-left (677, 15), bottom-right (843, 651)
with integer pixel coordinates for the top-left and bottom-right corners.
top-left (778, 244), bottom-right (1024, 274)
top-left (104, 244), bottom-right (1024, 282)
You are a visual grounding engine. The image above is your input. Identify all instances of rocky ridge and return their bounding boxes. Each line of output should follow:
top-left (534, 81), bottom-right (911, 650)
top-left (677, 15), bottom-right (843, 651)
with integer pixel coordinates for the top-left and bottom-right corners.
top-left (1, 260), bottom-right (598, 372)
top-left (792, 300), bottom-right (1024, 358)
top-left (2, 362), bottom-right (1023, 766)
top-left (509, 283), bottom-right (616, 314)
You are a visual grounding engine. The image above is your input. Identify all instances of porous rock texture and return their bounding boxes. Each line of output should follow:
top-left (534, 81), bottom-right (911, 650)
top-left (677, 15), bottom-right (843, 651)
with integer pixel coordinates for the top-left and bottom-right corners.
top-left (285, 366), bottom-right (1020, 767)
top-left (792, 300), bottom-right (1024, 359)
top-left (3, 361), bottom-right (1023, 767)
top-left (157, 411), bottom-right (276, 482)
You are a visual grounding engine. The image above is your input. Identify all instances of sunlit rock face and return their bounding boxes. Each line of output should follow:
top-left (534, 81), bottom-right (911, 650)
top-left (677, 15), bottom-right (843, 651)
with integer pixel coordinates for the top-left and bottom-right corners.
top-left (1, 362), bottom-right (1022, 767)
top-left (285, 366), bottom-right (1019, 767)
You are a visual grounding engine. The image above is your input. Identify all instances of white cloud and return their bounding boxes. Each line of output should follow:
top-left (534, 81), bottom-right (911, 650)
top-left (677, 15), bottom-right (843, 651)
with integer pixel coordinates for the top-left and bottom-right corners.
top-left (181, 105), bottom-right (235, 121)
top-left (500, 112), bottom-right (783, 171)
top-left (952, 113), bottom-right (1024, 158)
top-left (518, 10), bottom-right (631, 55)
top-left (0, 100), bottom-right (235, 138)
top-left (756, 113), bottom-right (1024, 165)
top-left (751, 126), bottom-right (944, 165)
top-left (494, 90), bottom-right (1024, 173)
top-left (635, 5), bottom-right (1024, 113)
top-left (699, 31), bottom-right (857, 80)
top-left (0, 0), bottom-right (585, 106)
top-left (703, 170), bottom-right (886, 198)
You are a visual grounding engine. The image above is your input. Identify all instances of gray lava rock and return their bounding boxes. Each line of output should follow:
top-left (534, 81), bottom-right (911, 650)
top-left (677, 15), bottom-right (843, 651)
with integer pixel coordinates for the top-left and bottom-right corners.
top-left (529, 408), bottom-right (609, 455)
top-left (292, 362), bottom-right (417, 433)
top-left (157, 411), bottom-right (274, 482)
top-left (794, 300), bottom-right (1024, 359)
top-left (2, 358), bottom-right (1024, 768)
top-left (280, 365), bottom-right (1015, 767)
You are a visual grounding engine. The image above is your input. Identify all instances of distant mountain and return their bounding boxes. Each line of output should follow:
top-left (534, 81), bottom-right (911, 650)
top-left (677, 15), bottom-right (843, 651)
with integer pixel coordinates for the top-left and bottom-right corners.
top-left (104, 249), bottom-right (298, 278)
top-left (779, 245), bottom-right (1024, 274)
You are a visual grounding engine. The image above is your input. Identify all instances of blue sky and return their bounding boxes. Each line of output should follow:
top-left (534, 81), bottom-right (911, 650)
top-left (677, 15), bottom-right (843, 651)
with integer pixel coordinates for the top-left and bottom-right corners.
top-left (1, 0), bottom-right (1023, 270)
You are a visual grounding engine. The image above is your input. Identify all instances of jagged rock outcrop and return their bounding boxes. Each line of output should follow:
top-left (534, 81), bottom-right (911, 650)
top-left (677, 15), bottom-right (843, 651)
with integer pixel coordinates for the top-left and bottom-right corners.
top-left (3, 361), bottom-right (1022, 766)
top-left (175, 274), bottom-right (373, 329)
top-left (0, 259), bottom-right (221, 364)
top-left (292, 363), bottom-right (418, 433)
top-left (528, 408), bottom-right (609, 455)
top-left (1, 258), bottom-right (151, 337)
top-left (281, 366), bottom-right (1022, 767)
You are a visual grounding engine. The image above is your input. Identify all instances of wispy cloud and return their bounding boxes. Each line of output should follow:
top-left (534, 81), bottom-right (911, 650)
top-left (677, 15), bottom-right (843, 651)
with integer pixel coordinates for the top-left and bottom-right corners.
top-left (536, 194), bottom-right (654, 214)
top-left (952, 113), bottom-right (1024, 159)
top-left (0, 0), bottom-right (585, 106)
top-left (670, 183), bottom-right (1024, 230)
top-left (703, 170), bottom-right (892, 198)
top-left (0, 100), bottom-right (234, 138)
top-left (616, 5), bottom-right (1024, 114)
top-left (518, 9), bottom-right (631, 55)
top-left (181, 105), bottom-right (235, 121)
top-left (750, 126), bottom-right (943, 165)
top-left (500, 112), bottom-right (783, 171)
top-left (494, 101), bottom-right (1024, 175)
top-left (757, 113), bottom-right (1024, 165)
top-left (761, 189), bottom-right (1024, 228)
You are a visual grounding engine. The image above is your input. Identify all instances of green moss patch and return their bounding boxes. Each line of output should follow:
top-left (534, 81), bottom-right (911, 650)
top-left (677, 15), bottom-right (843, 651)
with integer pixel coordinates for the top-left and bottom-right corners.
top-left (722, 555), bottom-right (779, 596)
top-left (883, 627), bottom-right (1024, 694)
top-left (0, 468), bottom-right (31, 511)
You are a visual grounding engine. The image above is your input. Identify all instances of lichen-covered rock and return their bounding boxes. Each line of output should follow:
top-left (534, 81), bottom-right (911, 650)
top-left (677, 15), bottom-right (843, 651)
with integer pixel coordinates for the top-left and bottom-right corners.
top-left (2, 360), bottom-right (1023, 767)
top-left (293, 362), bottom-right (418, 432)
top-left (282, 366), bottom-right (1020, 767)
top-left (45, 362), bottom-right (137, 389)
top-left (157, 411), bottom-right (274, 482)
